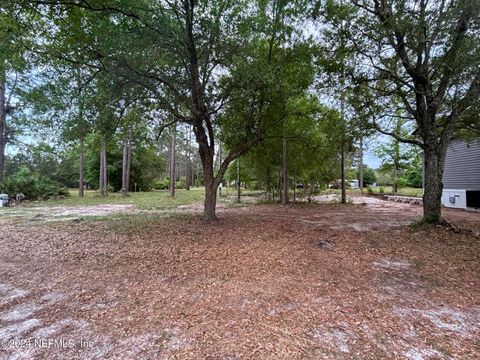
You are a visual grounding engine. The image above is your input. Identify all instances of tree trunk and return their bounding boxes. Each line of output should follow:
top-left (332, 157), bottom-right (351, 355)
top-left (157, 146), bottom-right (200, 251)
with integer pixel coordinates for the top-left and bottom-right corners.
top-left (0, 71), bottom-right (6, 183)
top-left (185, 126), bottom-right (192, 191)
top-left (202, 151), bottom-right (218, 221)
top-left (204, 179), bottom-right (217, 222)
top-left (197, 134), bottom-right (237, 221)
top-left (341, 141), bottom-right (346, 204)
top-left (392, 132), bottom-right (400, 194)
top-left (359, 137), bottom-right (364, 193)
top-left (218, 141), bottom-right (222, 197)
top-left (121, 133), bottom-right (131, 197)
top-left (281, 137), bottom-right (289, 206)
top-left (266, 167), bottom-right (271, 202)
top-left (237, 159), bottom-right (241, 203)
top-left (126, 136), bottom-right (131, 193)
top-left (196, 163), bottom-right (200, 187)
top-left (103, 141), bottom-right (108, 195)
top-left (99, 139), bottom-right (107, 197)
top-left (422, 145), bottom-right (446, 223)
top-left (186, 161), bottom-right (191, 190)
top-left (79, 137), bottom-right (85, 197)
top-left (392, 163), bottom-right (397, 194)
top-left (121, 137), bottom-right (128, 196)
top-left (340, 71), bottom-right (346, 204)
top-left (99, 145), bottom-right (103, 196)
top-left (293, 177), bottom-right (296, 203)
top-left (169, 126), bottom-right (176, 197)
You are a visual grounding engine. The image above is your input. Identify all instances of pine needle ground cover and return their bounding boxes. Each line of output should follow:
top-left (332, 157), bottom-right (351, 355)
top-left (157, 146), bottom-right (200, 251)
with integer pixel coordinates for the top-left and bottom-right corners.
top-left (0, 200), bottom-right (478, 359)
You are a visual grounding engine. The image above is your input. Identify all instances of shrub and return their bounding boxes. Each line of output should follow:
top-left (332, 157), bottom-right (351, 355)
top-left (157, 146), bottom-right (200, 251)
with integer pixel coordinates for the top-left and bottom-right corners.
top-left (379, 187), bottom-right (385, 194)
top-left (405, 166), bottom-right (423, 188)
top-left (247, 181), bottom-right (261, 190)
top-left (397, 177), bottom-right (409, 187)
top-left (0, 167), bottom-right (69, 200)
top-left (153, 177), bottom-right (170, 190)
top-left (367, 186), bottom-right (373, 194)
top-left (152, 177), bottom-right (187, 190)
top-left (175, 177), bottom-right (186, 189)
top-left (358, 166), bottom-right (377, 186)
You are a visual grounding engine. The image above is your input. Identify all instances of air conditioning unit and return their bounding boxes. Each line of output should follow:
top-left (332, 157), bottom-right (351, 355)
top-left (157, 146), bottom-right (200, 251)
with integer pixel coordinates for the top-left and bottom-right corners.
top-left (449, 195), bottom-right (459, 204)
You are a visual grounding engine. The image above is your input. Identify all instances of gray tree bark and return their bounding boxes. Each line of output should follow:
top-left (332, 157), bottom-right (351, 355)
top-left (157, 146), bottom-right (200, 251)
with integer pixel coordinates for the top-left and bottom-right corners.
top-left (0, 68), bottom-right (6, 183)
top-left (339, 10), bottom-right (347, 205)
top-left (341, 142), bottom-right (346, 204)
top-left (169, 125), bottom-right (176, 197)
top-left (99, 139), bottom-right (107, 197)
top-left (126, 135), bottom-right (131, 193)
top-left (281, 137), bottom-right (289, 206)
top-left (392, 162), bottom-right (397, 194)
top-left (121, 132), bottom-right (132, 197)
top-left (202, 153), bottom-right (217, 220)
top-left (359, 137), bottom-right (364, 193)
top-left (185, 126), bottom-right (192, 191)
top-left (121, 138), bottom-right (128, 196)
top-left (79, 137), bottom-right (85, 197)
top-left (293, 177), bottom-right (296, 203)
top-left (218, 141), bottom-right (222, 197)
top-left (237, 159), bottom-right (241, 203)
top-left (422, 144), bottom-right (447, 223)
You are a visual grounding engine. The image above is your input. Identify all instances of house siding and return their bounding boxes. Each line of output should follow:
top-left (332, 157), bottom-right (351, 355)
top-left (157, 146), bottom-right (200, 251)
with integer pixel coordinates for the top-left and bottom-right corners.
top-left (443, 139), bottom-right (480, 190)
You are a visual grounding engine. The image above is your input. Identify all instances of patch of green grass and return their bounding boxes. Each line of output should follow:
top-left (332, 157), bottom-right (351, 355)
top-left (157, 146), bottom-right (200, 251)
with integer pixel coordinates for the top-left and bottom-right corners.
top-left (369, 186), bottom-right (423, 197)
top-left (1, 186), bottom-right (260, 224)
top-left (25, 187), bottom-right (208, 210)
top-left (320, 187), bottom-right (423, 198)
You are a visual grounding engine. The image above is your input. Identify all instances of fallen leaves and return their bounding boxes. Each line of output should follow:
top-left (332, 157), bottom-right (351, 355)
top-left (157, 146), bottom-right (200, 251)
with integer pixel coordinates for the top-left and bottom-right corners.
top-left (0, 201), bottom-right (478, 359)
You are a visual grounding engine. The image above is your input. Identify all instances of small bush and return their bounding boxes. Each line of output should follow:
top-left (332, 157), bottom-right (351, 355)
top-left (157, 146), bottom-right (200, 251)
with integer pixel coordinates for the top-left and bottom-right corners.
top-left (0, 167), bottom-right (69, 200)
top-left (379, 187), bottom-right (385, 194)
top-left (397, 177), bottom-right (408, 187)
top-left (152, 177), bottom-right (187, 190)
top-left (153, 178), bottom-right (170, 190)
top-left (367, 186), bottom-right (373, 194)
top-left (247, 181), bottom-right (261, 190)
top-left (175, 177), bottom-right (186, 189)
top-left (405, 166), bottom-right (423, 188)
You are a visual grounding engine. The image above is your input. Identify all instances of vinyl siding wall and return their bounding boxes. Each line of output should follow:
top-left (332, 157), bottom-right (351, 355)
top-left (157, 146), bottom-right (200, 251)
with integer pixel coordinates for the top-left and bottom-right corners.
top-left (443, 139), bottom-right (480, 190)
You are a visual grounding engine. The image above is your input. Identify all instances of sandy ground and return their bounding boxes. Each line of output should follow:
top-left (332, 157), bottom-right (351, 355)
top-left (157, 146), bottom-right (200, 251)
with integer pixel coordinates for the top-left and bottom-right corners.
top-left (0, 198), bottom-right (478, 359)
top-left (0, 204), bottom-right (138, 222)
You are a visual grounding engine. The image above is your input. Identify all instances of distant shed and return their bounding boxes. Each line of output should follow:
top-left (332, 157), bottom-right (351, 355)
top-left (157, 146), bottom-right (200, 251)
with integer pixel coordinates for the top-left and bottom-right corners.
top-left (441, 139), bottom-right (480, 210)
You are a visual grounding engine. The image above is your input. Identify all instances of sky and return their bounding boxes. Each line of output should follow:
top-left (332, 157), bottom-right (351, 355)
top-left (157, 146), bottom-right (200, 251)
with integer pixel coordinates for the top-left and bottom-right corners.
top-left (9, 132), bottom-right (385, 171)
top-left (364, 151), bottom-right (381, 168)
top-left (361, 134), bottom-right (386, 169)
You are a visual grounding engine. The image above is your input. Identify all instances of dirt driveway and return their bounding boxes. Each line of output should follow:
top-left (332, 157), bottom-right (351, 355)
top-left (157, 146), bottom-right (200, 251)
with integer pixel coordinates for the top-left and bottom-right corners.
top-left (0, 198), bottom-right (478, 359)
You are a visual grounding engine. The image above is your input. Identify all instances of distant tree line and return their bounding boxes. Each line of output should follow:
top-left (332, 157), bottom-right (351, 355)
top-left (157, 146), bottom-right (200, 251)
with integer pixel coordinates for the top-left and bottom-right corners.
top-left (0, 0), bottom-right (478, 223)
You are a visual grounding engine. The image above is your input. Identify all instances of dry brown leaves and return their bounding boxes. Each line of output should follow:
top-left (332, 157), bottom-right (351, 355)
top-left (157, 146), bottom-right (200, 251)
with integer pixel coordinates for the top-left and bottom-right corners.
top-left (0, 202), bottom-right (478, 359)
